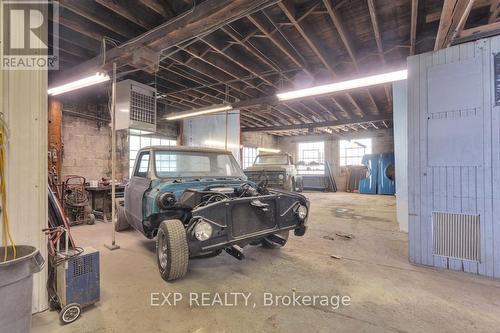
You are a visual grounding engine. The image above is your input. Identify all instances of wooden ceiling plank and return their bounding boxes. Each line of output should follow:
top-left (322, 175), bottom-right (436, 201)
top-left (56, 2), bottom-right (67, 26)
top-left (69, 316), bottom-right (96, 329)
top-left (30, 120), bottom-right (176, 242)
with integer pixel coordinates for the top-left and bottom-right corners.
top-left (279, 0), bottom-right (365, 118)
top-left (322, 0), bottom-right (381, 115)
top-left (434, 0), bottom-right (475, 50)
top-left (96, 0), bottom-right (156, 30)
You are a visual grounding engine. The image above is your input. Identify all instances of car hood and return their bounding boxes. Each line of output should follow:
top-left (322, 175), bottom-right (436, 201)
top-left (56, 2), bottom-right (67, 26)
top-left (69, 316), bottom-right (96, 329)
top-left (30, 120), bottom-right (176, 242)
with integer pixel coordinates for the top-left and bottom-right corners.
top-left (244, 166), bottom-right (287, 172)
top-left (152, 178), bottom-right (249, 198)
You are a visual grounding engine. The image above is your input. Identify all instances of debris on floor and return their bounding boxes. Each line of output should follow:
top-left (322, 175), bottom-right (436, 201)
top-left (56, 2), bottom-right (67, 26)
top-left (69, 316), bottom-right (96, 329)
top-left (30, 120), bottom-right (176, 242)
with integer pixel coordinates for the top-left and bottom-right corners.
top-left (330, 254), bottom-right (342, 260)
top-left (335, 231), bottom-right (354, 239)
top-left (322, 235), bottom-right (335, 241)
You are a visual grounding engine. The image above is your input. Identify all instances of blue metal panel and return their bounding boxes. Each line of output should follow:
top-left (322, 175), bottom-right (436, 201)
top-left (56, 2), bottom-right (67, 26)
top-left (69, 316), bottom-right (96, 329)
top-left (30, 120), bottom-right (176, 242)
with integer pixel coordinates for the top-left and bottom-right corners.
top-left (378, 153), bottom-right (396, 195)
top-left (65, 250), bottom-right (100, 307)
top-left (359, 154), bottom-right (379, 194)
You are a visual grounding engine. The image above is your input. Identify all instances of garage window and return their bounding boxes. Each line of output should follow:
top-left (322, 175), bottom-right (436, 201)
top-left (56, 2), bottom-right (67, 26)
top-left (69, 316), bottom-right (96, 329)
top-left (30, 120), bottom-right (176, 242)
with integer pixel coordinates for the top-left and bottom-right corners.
top-left (242, 146), bottom-right (257, 168)
top-left (129, 135), bottom-right (176, 177)
top-left (297, 141), bottom-right (325, 175)
top-left (339, 139), bottom-right (372, 166)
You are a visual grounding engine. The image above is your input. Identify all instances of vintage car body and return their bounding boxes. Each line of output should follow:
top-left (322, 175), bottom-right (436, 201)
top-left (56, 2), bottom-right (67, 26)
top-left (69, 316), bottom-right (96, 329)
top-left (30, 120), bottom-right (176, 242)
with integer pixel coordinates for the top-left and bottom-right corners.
top-left (117, 146), bottom-right (309, 281)
top-left (244, 153), bottom-right (303, 192)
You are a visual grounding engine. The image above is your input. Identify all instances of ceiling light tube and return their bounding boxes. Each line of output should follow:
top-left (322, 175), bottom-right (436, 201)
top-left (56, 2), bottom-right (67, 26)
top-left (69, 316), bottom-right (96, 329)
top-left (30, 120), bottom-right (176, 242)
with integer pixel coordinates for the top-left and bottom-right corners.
top-left (48, 72), bottom-right (110, 96)
top-left (277, 69), bottom-right (408, 101)
top-left (166, 104), bottom-right (233, 121)
top-left (257, 147), bottom-right (281, 153)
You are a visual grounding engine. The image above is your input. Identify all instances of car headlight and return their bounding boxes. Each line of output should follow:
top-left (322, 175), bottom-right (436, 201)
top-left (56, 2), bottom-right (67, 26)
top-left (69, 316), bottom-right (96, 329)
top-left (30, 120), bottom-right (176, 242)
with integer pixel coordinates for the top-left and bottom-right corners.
top-left (278, 174), bottom-right (284, 180)
top-left (194, 220), bottom-right (213, 241)
top-left (296, 205), bottom-right (308, 220)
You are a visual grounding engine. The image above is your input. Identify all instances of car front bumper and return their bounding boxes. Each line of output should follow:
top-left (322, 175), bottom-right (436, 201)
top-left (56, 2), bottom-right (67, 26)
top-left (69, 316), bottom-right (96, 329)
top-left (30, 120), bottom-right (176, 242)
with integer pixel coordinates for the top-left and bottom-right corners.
top-left (186, 192), bottom-right (308, 255)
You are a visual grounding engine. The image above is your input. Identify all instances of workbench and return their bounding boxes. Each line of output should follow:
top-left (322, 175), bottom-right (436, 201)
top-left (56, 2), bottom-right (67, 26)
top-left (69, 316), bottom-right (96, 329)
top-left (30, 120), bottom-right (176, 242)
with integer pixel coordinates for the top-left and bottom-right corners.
top-left (85, 184), bottom-right (125, 221)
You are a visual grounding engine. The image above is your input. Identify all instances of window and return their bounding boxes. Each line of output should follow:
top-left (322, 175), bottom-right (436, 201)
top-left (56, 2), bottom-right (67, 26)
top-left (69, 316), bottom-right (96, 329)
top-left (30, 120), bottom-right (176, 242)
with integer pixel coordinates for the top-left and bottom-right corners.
top-left (134, 152), bottom-right (150, 177)
top-left (242, 147), bottom-right (257, 169)
top-left (129, 135), bottom-right (176, 177)
top-left (297, 141), bottom-right (325, 175)
top-left (154, 150), bottom-right (244, 178)
top-left (254, 154), bottom-right (289, 165)
top-left (339, 138), bottom-right (372, 166)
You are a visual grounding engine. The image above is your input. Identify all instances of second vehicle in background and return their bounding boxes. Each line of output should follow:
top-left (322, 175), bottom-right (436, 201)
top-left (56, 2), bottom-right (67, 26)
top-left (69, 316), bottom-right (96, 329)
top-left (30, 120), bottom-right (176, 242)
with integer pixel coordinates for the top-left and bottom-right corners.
top-left (244, 153), bottom-right (303, 192)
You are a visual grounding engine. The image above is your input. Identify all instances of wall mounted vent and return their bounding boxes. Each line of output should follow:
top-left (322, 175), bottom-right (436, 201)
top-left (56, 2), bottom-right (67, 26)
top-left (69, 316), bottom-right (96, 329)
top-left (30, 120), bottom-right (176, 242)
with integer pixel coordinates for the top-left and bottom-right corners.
top-left (432, 212), bottom-right (480, 262)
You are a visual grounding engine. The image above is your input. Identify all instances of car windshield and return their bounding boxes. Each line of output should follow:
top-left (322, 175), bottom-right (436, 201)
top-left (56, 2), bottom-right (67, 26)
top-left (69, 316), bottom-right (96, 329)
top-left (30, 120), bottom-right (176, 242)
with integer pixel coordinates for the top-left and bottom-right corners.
top-left (254, 154), bottom-right (289, 165)
top-left (154, 150), bottom-right (245, 179)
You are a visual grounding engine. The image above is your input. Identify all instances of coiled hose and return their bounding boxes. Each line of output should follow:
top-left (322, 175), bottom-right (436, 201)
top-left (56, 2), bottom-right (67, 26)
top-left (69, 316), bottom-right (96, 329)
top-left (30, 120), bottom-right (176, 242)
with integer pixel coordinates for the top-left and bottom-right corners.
top-left (0, 116), bottom-right (15, 261)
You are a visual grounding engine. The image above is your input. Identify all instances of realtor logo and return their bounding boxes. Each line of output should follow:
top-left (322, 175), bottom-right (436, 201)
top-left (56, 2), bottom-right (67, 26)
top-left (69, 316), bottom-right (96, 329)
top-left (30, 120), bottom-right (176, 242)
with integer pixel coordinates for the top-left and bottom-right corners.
top-left (2, 1), bottom-right (59, 70)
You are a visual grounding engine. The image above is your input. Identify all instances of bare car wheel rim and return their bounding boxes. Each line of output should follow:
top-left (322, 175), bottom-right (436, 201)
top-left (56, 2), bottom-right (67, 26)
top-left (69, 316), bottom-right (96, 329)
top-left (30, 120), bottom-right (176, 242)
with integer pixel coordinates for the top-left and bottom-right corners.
top-left (63, 306), bottom-right (80, 322)
top-left (158, 231), bottom-right (168, 269)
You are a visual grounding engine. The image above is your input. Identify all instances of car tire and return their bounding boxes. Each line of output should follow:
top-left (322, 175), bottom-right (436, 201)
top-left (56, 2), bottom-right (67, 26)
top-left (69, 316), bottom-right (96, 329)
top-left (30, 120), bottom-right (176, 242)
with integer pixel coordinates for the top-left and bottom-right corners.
top-left (156, 219), bottom-right (189, 281)
top-left (295, 178), bottom-right (304, 192)
top-left (114, 198), bottom-right (130, 232)
top-left (262, 230), bottom-right (289, 249)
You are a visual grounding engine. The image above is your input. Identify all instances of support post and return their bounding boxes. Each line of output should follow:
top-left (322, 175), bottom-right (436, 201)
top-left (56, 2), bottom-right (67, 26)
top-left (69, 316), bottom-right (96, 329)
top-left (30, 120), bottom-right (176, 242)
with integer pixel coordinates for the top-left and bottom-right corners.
top-left (105, 62), bottom-right (120, 251)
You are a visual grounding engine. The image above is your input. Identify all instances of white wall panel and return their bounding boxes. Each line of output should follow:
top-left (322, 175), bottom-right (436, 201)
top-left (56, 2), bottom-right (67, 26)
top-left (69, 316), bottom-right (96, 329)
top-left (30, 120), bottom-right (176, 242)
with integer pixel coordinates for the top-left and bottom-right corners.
top-left (0, 3), bottom-right (48, 313)
top-left (182, 111), bottom-right (241, 160)
top-left (408, 36), bottom-right (500, 278)
top-left (393, 80), bottom-right (408, 232)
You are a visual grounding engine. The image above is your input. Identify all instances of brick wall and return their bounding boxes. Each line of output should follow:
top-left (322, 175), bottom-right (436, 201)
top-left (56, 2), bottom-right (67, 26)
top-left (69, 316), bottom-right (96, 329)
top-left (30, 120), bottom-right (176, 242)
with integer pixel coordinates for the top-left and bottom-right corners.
top-left (61, 113), bottom-right (178, 182)
top-left (241, 131), bottom-right (279, 149)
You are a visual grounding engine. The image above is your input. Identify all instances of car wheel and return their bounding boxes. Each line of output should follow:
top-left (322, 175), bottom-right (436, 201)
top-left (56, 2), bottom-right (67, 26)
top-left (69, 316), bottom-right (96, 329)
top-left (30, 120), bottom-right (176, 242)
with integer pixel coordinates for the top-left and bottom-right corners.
top-left (262, 230), bottom-right (289, 249)
top-left (156, 219), bottom-right (189, 281)
top-left (114, 198), bottom-right (130, 232)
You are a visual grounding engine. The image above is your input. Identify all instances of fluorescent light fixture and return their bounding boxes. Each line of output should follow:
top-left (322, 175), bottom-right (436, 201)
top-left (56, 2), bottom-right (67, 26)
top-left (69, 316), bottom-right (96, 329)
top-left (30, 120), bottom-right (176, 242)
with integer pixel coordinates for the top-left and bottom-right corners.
top-left (204, 139), bottom-right (242, 150)
top-left (277, 69), bottom-right (408, 101)
top-left (257, 147), bottom-right (281, 153)
top-left (166, 104), bottom-right (233, 121)
top-left (48, 72), bottom-right (110, 96)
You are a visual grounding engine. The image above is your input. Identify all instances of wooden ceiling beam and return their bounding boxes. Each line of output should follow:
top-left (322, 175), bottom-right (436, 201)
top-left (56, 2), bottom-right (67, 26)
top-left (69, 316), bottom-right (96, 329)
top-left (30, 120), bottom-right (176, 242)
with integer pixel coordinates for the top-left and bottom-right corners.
top-left (279, 0), bottom-right (365, 118)
top-left (434, 0), bottom-right (475, 50)
top-left (242, 114), bottom-right (391, 132)
top-left (410, 0), bottom-right (418, 55)
top-left (59, 0), bottom-right (139, 39)
top-left (322, 0), bottom-right (381, 115)
top-left (456, 20), bottom-right (500, 41)
top-left (489, 0), bottom-right (500, 22)
top-left (95, 0), bottom-right (159, 30)
top-left (367, 0), bottom-right (392, 109)
top-left (55, 0), bottom-right (277, 84)
top-left (139, 0), bottom-right (176, 19)
top-left (179, 45), bottom-right (266, 96)
top-left (247, 14), bottom-right (313, 77)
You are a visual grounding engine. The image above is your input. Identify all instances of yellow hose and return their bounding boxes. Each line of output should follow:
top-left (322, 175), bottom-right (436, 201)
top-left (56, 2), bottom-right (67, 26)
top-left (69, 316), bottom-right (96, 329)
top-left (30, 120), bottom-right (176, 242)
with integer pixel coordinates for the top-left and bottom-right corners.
top-left (0, 120), bottom-right (15, 261)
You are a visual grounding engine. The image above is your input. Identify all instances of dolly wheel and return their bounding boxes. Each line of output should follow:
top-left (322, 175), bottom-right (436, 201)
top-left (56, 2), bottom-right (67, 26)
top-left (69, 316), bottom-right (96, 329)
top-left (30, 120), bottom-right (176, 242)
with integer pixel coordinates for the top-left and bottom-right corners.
top-left (59, 303), bottom-right (81, 325)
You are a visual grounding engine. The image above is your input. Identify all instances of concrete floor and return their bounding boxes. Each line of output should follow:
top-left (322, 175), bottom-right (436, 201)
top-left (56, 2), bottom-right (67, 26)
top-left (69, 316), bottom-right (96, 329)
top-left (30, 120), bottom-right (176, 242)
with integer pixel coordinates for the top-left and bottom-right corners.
top-left (33, 192), bottom-right (500, 333)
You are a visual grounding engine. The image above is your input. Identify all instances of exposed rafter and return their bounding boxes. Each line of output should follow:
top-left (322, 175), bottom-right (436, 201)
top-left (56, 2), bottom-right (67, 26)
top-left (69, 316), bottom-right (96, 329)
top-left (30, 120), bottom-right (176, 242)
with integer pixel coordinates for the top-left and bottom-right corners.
top-left (434, 0), bottom-right (475, 50)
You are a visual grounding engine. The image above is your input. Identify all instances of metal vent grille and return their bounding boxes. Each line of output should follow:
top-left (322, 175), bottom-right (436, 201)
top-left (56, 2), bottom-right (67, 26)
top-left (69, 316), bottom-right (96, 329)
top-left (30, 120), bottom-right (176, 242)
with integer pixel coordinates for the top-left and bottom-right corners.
top-left (432, 212), bottom-right (480, 261)
top-left (495, 52), bottom-right (500, 106)
top-left (73, 255), bottom-right (93, 277)
top-left (130, 90), bottom-right (155, 125)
